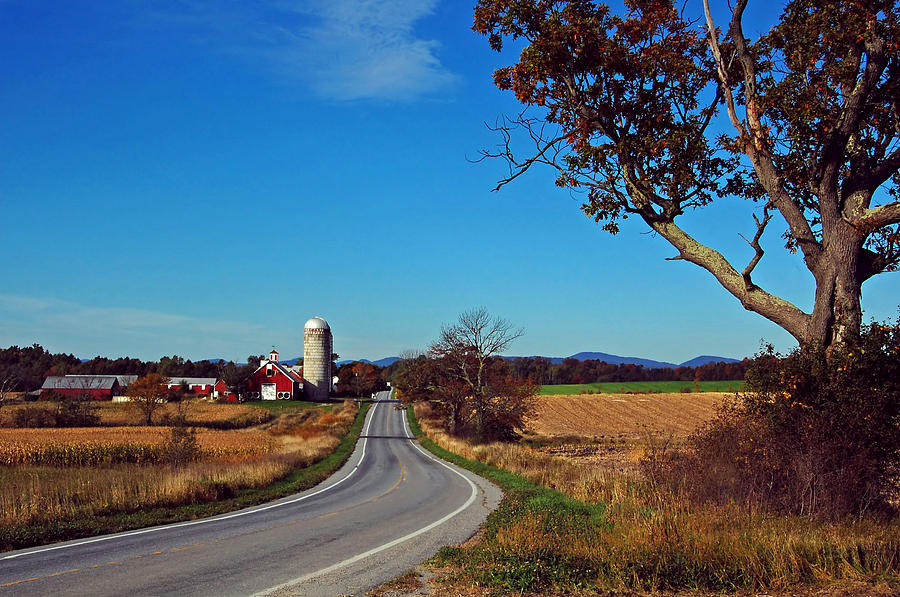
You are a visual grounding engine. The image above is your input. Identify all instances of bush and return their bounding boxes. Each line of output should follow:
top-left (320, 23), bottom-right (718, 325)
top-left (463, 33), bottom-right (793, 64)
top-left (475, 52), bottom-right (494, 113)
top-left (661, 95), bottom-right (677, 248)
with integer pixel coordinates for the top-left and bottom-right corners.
top-left (13, 405), bottom-right (57, 427)
top-left (55, 396), bottom-right (100, 427)
top-left (163, 418), bottom-right (200, 470)
top-left (649, 320), bottom-right (900, 518)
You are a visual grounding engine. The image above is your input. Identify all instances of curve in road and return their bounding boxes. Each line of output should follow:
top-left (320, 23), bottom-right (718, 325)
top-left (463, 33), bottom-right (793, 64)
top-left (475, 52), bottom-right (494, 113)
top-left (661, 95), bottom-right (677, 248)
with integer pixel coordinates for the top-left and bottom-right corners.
top-left (0, 393), bottom-right (502, 597)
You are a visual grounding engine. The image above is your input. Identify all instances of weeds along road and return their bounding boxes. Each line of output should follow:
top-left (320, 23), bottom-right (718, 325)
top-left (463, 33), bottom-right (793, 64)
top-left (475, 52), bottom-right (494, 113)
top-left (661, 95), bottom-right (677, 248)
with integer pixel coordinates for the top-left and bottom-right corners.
top-left (0, 392), bottom-right (502, 597)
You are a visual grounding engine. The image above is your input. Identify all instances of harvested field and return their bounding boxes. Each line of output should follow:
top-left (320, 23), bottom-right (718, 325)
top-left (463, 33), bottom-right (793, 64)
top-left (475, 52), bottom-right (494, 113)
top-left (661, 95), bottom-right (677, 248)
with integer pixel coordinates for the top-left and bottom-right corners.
top-left (526, 392), bottom-right (727, 439)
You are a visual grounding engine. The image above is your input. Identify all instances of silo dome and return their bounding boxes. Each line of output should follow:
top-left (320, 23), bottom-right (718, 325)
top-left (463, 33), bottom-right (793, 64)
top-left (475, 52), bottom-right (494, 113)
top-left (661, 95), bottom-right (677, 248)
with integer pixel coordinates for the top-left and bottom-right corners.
top-left (305, 316), bottom-right (330, 330)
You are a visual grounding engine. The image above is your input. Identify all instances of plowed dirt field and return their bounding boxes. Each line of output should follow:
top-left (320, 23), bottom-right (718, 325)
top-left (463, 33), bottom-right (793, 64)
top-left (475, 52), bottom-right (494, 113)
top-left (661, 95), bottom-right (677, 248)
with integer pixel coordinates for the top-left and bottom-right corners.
top-left (526, 392), bottom-right (729, 438)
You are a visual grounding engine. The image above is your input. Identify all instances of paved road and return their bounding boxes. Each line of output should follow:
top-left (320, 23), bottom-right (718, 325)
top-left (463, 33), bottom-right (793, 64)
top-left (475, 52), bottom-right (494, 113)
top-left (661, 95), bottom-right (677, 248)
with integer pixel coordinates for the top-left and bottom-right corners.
top-left (0, 393), bottom-right (502, 596)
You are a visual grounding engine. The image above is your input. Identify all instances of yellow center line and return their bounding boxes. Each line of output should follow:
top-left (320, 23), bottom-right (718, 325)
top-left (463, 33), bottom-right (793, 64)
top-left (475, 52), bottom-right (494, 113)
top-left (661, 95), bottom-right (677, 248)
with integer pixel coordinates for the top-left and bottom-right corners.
top-left (2, 577), bottom-right (39, 587)
top-left (47, 569), bottom-right (79, 577)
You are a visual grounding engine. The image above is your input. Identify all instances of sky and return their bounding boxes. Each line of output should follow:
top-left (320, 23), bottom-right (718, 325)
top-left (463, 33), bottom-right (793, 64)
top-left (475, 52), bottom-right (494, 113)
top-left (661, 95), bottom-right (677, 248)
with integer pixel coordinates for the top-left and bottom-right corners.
top-left (1, 1), bottom-right (898, 365)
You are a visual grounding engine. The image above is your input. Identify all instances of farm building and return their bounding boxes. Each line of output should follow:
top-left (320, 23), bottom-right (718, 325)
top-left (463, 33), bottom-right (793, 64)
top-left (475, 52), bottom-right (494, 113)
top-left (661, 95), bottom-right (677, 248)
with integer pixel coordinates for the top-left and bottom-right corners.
top-left (41, 375), bottom-right (122, 399)
top-left (213, 379), bottom-right (238, 402)
top-left (246, 350), bottom-right (303, 401)
top-left (166, 377), bottom-right (216, 395)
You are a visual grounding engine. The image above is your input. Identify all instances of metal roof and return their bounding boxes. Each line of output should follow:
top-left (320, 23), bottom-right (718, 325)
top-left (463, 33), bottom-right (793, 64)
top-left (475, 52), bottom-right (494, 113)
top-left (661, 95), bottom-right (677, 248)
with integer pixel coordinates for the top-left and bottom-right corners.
top-left (42, 376), bottom-right (118, 390)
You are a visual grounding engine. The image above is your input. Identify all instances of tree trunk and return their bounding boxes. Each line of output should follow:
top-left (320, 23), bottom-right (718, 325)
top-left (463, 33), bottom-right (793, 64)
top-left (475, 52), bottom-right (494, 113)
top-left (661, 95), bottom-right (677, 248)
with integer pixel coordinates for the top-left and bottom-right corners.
top-left (807, 207), bottom-right (865, 350)
top-left (473, 393), bottom-right (485, 440)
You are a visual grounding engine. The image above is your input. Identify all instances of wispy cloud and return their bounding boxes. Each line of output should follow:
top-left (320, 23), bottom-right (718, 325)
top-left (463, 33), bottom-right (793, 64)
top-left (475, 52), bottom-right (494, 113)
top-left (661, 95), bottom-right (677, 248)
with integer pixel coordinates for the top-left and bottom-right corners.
top-left (142, 0), bottom-right (457, 101)
top-left (0, 294), bottom-right (279, 360)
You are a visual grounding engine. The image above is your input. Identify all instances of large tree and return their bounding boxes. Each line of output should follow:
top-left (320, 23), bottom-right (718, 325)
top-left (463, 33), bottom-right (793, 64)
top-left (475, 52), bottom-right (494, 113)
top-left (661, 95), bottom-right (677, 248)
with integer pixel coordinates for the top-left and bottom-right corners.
top-left (129, 373), bottom-right (169, 425)
top-left (428, 308), bottom-right (533, 439)
top-left (474, 0), bottom-right (900, 350)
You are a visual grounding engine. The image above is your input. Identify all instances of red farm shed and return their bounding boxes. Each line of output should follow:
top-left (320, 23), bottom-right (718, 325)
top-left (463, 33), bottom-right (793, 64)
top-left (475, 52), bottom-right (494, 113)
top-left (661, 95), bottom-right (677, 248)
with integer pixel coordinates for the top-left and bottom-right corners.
top-left (41, 375), bottom-right (121, 400)
top-left (166, 377), bottom-right (216, 395)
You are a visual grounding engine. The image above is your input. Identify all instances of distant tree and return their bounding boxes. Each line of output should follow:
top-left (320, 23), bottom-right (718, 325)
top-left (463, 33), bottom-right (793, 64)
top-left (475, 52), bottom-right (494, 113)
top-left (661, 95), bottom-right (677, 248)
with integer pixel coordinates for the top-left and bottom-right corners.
top-left (430, 308), bottom-right (527, 439)
top-left (129, 373), bottom-right (170, 425)
top-left (395, 355), bottom-right (471, 435)
top-left (0, 371), bottom-right (20, 413)
top-left (158, 355), bottom-right (185, 377)
top-left (398, 308), bottom-right (536, 440)
top-left (473, 0), bottom-right (900, 351)
top-left (218, 362), bottom-right (254, 402)
top-left (336, 362), bottom-right (382, 397)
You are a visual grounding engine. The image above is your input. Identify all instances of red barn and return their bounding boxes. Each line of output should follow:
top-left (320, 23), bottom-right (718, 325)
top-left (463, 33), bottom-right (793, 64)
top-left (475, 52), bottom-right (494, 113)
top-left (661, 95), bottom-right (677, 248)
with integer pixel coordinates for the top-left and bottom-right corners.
top-left (213, 379), bottom-right (239, 403)
top-left (41, 375), bottom-right (121, 400)
top-left (246, 351), bottom-right (302, 400)
top-left (166, 377), bottom-right (216, 395)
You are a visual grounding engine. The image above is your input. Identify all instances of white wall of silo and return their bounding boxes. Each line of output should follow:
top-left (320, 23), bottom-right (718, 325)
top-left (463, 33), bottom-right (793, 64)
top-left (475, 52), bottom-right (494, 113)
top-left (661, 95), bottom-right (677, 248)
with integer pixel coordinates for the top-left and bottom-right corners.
top-left (303, 317), bottom-right (332, 402)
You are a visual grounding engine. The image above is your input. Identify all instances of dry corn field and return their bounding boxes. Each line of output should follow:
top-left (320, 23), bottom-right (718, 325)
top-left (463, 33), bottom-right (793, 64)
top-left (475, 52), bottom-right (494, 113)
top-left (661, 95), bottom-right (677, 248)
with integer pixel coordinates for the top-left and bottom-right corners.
top-left (526, 392), bottom-right (725, 439)
top-left (0, 401), bottom-right (272, 427)
top-left (0, 401), bottom-right (358, 530)
top-left (0, 427), bottom-right (277, 466)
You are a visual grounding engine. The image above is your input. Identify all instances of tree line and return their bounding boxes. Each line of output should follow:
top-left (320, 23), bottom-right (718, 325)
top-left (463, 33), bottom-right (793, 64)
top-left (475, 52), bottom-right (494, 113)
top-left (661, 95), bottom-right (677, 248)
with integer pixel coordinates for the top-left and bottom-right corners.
top-left (506, 356), bottom-right (750, 386)
top-left (0, 344), bottom-right (260, 392)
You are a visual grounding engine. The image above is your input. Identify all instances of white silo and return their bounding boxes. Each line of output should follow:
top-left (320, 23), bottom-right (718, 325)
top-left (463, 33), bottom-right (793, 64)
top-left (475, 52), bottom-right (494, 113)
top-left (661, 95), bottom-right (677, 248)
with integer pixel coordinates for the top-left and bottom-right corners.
top-left (303, 316), bottom-right (332, 402)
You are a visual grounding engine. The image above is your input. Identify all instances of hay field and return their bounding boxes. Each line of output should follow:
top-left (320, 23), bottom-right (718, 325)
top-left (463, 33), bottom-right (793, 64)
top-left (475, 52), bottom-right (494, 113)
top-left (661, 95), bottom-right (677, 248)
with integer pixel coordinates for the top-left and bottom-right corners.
top-left (526, 392), bottom-right (727, 439)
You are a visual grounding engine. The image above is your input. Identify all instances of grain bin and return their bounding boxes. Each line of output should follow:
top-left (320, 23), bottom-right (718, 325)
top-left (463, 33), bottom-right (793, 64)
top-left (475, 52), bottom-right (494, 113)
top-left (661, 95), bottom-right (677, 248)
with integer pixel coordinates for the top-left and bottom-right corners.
top-left (303, 316), bottom-right (332, 402)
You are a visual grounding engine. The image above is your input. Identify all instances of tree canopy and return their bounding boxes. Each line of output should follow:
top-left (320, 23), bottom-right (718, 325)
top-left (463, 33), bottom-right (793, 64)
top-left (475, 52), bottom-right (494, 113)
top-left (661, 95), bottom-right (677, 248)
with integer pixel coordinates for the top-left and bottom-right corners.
top-left (474, 0), bottom-right (900, 349)
top-left (396, 308), bottom-right (536, 440)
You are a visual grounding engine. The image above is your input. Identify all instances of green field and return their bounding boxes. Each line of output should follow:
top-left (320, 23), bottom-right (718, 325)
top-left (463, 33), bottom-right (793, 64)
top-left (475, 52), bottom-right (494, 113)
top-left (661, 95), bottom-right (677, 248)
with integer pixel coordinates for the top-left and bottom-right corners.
top-left (539, 380), bottom-right (744, 395)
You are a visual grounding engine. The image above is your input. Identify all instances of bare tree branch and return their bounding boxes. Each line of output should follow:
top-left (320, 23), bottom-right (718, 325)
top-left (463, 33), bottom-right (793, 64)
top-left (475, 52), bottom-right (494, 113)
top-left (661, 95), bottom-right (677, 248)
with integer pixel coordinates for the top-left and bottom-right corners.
top-left (739, 204), bottom-right (774, 290)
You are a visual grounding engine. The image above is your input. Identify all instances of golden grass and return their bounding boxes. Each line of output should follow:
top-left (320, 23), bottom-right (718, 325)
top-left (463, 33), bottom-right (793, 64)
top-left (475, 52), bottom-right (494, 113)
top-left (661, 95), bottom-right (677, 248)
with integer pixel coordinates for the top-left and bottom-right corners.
top-left (0, 401), bottom-right (358, 530)
top-left (415, 402), bottom-right (900, 593)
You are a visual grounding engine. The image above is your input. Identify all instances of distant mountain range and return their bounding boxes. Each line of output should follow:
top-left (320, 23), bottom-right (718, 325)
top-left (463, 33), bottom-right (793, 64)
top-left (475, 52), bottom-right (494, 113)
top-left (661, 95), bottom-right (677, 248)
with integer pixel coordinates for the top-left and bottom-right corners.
top-left (205, 353), bottom-right (738, 370)
top-left (341, 353), bottom-right (739, 369)
top-left (505, 352), bottom-right (741, 369)
top-left (336, 357), bottom-right (401, 367)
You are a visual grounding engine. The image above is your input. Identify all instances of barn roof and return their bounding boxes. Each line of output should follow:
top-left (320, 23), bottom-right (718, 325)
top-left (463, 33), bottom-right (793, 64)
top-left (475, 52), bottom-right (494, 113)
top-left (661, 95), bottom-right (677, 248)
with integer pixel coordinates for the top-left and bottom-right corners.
top-left (42, 376), bottom-right (118, 390)
top-left (251, 360), bottom-right (303, 384)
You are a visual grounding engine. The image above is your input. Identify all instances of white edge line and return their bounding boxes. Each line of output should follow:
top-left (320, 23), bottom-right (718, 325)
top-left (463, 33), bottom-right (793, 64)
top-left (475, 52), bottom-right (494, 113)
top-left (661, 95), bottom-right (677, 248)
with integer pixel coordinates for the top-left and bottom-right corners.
top-left (1, 400), bottom-right (382, 562)
top-left (251, 403), bottom-right (480, 596)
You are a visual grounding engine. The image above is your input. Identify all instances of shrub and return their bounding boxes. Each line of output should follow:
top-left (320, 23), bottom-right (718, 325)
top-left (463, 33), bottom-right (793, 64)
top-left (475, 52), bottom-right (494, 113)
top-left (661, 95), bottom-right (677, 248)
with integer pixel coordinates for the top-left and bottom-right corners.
top-left (650, 319), bottom-right (900, 518)
top-left (163, 418), bottom-right (200, 470)
top-left (54, 396), bottom-right (100, 427)
top-left (13, 406), bottom-right (57, 428)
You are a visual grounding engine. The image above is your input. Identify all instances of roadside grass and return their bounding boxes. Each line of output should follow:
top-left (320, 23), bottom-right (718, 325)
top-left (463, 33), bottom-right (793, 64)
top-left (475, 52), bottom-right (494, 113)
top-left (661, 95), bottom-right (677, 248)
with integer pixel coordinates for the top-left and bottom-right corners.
top-left (540, 380), bottom-right (743, 395)
top-left (0, 401), bottom-right (371, 552)
top-left (408, 405), bottom-right (900, 594)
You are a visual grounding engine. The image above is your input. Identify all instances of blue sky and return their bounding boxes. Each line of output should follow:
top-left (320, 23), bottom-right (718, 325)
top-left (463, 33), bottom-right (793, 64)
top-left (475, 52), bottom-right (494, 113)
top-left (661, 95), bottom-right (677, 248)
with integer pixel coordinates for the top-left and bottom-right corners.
top-left (1, 1), bottom-right (897, 364)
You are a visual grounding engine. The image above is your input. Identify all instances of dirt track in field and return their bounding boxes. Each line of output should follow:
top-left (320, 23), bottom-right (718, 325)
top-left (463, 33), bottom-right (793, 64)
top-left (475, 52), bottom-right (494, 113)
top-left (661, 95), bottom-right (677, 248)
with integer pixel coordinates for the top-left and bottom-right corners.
top-left (526, 392), bottom-right (730, 439)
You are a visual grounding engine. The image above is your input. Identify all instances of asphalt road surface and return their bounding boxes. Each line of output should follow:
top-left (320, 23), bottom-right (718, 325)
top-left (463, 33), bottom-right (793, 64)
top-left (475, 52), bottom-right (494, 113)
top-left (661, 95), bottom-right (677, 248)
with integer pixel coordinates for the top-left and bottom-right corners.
top-left (0, 393), bottom-right (502, 596)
